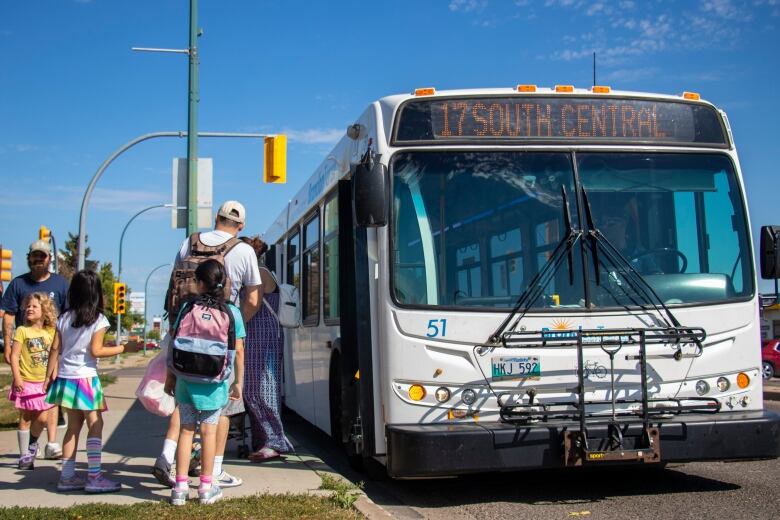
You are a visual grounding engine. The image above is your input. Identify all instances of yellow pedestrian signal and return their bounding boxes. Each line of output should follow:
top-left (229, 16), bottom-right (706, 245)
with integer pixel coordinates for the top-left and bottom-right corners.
top-left (39, 226), bottom-right (51, 241)
top-left (113, 282), bottom-right (127, 314)
top-left (0, 247), bottom-right (12, 282)
top-left (263, 135), bottom-right (287, 184)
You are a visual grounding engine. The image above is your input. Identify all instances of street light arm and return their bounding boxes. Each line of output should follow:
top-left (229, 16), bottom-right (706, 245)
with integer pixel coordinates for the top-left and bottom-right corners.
top-left (77, 131), bottom-right (264, 271)
top-left (118, 204), bottom-right (167, 280)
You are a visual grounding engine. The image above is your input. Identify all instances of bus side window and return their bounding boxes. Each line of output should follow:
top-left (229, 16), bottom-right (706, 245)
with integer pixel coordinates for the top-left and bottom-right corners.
top-left (303, 211), bottom-right (321, 326)
top-left (287, 229), bottom-right (300, 290)
top-left (323, 193), bottom-right (339, 323)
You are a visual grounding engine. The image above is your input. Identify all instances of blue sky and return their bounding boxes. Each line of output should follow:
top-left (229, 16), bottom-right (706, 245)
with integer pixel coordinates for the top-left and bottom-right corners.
top-left (1, 0), bottom-right (779, 320)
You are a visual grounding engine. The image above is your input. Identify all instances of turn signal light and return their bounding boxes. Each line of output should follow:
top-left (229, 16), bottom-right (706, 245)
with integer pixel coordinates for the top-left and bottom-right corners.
top-left (517, 84), bottom-right (537, 92)
top-left (408, 384), bottom-right (426, 401)
top-left (736, 372), bottom-right (750, 389)
top-left (414, 87), bottom-right (436, 96)
top-left (591, 85), bottom-right (611, 93)
top-left (683, 91), bottom-right (701, 100)
top-left (555, 85), bottom-right (575, 93)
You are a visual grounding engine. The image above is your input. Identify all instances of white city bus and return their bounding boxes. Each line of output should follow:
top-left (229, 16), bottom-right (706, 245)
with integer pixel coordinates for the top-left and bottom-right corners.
top-left (264, 86), bottom-right (780, 477)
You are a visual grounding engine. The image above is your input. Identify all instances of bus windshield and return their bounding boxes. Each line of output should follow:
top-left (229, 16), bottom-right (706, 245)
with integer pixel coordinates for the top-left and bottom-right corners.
top-left (391, 151), bottom-right (752, 309)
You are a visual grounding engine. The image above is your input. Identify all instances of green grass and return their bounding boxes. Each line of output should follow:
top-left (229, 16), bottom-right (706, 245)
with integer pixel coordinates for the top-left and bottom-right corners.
top-left (0, 494), bottom-right (363, 520)
top-left (319, 474), bottom-right (364, 509)
top-left (0, 373), bottom-right (117, 431)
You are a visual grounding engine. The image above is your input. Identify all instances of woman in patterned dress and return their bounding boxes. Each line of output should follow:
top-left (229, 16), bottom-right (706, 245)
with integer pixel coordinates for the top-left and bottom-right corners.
top-left (240, 236), bottom-right (292, 461)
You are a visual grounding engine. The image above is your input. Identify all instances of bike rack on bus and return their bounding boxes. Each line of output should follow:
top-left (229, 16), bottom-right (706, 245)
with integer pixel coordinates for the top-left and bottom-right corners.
top-left (496, 326), bottom-right (716, 465)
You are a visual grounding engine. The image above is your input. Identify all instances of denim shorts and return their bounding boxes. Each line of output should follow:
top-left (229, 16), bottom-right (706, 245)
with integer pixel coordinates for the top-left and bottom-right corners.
top-left (179, 402), bottom-right (220, 426)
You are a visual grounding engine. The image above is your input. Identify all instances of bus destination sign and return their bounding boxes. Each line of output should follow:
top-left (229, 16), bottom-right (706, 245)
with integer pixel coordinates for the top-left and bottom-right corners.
top-left (395, 96), bottom-right (727, 146)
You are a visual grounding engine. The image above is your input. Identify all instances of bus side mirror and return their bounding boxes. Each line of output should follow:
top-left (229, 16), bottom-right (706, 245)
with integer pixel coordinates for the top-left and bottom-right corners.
top-left (760, 225), bottom-right (780, 279)
top-left (353, 162), bottom-right (388, 227)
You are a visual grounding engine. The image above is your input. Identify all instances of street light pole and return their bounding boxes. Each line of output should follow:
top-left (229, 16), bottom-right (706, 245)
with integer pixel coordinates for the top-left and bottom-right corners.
top-left (187, 0), bottom-right (200, 236)
top-left (143, 263), bottom-right (171, 356)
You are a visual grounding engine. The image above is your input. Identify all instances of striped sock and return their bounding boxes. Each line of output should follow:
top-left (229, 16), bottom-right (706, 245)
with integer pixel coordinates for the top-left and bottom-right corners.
top-left (199, 474), bottom-right (212, 491)
top-left (86, 437), bottom-right (102, 479)
top-left (62, 458), bottom-right (76, 479)
top-left (175, 475), bottom-right (188, 492)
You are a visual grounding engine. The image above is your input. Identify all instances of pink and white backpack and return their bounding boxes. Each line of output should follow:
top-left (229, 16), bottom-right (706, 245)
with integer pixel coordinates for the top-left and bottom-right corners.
top-left (168, 296), bottom-right (236, 384)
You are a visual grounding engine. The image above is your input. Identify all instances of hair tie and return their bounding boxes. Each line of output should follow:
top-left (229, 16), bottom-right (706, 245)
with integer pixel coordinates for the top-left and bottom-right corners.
top-left (217, 283), bottom-right (224, 289)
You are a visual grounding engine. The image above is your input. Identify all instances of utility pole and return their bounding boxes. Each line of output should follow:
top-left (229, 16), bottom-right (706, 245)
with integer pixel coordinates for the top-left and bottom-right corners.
top-left (186, 0), bottom-right (200, 235)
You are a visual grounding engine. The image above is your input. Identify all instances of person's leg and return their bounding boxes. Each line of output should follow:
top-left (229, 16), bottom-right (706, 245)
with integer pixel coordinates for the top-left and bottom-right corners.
top-left (197, 410), bottom-right (222, 504)
top-left (214, 415), bottom-right (229, 474)
top-left (83, 410), bottom-right (120, 492)
top-left (58, 408), bottom-right (85, 490)
top-left (171, 404), bottom-right (196, 505)
top-left (28, 410), bottom-right (47, 452)
top-left (17, 411), bottom-right (36, 468)
top-left (44, 406), bottom-right (62, 458)
top-left (17, 411), bottom-right (31, 456)
top-left (153, 406), bottom-right (180, 487)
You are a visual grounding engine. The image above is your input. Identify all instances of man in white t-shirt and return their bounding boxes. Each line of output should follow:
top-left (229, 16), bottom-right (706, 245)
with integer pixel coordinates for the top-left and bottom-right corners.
top-left (153, 200), bottom-right (262, 490)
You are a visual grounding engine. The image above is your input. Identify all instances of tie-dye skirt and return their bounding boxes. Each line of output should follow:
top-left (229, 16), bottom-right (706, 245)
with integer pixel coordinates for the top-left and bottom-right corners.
top-left (45, 376), bottom-right (108, 411)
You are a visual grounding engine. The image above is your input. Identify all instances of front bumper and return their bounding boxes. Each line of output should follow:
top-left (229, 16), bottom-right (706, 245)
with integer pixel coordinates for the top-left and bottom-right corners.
top-left (386, 410), bottom-right (780, 478)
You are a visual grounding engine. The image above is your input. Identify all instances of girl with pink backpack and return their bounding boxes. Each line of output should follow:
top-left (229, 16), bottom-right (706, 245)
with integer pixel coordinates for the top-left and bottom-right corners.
top-left (164, 259), bottom-right (245, 505)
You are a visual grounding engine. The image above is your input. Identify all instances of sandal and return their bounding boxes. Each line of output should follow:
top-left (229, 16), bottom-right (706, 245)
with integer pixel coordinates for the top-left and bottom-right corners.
top-left (249, 447), bottom-right (282, 462)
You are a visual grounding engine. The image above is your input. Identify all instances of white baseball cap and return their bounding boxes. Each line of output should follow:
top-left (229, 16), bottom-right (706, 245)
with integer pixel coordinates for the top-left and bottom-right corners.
top-left (217, 200), bottom-right (246, 223)
top-left (29, 239), bottom-right (51, 256)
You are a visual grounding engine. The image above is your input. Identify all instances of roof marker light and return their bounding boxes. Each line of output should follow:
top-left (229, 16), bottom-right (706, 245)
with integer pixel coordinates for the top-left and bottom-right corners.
top-left (517, 84), bottom-right (537, 92)
top-left (683, 91), bottom-right (701, 100)
top-left (414, 87), bottom-right (436, 96)
top-left (592, 85), bottom-right (611, 94)
top-left (555, 85), bottom-right (575, 93)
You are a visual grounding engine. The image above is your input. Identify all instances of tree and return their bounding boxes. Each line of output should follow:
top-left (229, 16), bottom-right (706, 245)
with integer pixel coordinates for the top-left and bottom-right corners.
top-left (58, 232), bottom-right (96, 280)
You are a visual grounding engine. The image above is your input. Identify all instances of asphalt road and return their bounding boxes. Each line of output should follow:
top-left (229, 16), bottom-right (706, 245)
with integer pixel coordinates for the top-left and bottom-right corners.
top-left (286, 399), bottom-right (780, 520)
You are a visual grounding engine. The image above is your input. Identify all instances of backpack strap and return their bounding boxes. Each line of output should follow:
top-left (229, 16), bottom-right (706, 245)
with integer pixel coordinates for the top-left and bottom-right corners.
top-left (219, 300), bottom-right (237, 352)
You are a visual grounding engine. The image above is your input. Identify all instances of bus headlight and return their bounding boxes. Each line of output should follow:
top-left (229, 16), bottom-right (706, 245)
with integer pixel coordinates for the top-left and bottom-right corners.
top-left (716, 377), bottom-right (730, 392)
top-left (461, 388), bottom-right (477, 405)
top-left (408, 384), bottom-right (426, 401)
top-left (695, 380), bottom-right (709, 396)
top-left (435, 387), bottom-right (451, 403)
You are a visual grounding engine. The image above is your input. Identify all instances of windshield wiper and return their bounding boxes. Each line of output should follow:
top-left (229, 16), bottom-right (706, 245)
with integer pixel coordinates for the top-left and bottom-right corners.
top-left (488, 186), bottom-right (581, 344)
top-left (580, 188), bottom-right (703, 357)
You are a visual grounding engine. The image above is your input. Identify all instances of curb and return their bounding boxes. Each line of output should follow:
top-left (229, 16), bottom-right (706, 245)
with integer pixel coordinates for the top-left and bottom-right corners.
top-left (353, 495), bottom-right (395, 519)
top-left (764, 390), bottom-right (780, 401)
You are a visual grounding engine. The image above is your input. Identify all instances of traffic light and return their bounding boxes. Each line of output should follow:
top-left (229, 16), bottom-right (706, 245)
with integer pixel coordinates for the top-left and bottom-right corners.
top-left (113, 282), bottom-right (127, 314)
top-left (263, 134), bottom-right (287, 184)
top-left (39, 226), bottom-right (51, 241)
top-left (0, 246), bottom-right (12, 282)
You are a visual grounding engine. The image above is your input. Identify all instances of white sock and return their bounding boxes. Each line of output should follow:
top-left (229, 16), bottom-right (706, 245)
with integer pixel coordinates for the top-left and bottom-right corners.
top-left (162, 438), bottom-right (177, 464)
top-left (212, 455), bottom-right (223, 477)
top-left (17, 430), bottom-right (29, 457)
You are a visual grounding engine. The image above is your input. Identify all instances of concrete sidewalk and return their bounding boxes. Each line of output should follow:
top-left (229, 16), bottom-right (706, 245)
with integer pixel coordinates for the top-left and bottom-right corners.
top-left (0, 366), bottom-right (329, 507)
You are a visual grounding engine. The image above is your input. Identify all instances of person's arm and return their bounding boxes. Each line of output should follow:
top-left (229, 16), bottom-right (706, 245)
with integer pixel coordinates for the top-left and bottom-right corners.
top-left (240, 285), bottom-right (261, 323)
top-left (229, 338), bottom-right (244, 401)
top-left (44, 331), bottom-right (60, 391)
top-left (89, 327), bottom-right (124, 358)
top-left (3, 313), bottom-right (14, 364)
top-left (10, 339), bottom-right (24, 392)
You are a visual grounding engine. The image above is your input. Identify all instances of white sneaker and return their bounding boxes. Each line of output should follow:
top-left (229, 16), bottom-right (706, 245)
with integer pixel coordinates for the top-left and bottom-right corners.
top-left (44, 443), bottom-right (62, 459)
top-left (215, 471), bottom-right (242, 488)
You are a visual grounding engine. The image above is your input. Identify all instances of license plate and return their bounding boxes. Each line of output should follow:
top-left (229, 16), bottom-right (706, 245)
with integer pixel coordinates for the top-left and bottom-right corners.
top-left (491, 356), bottom-right (541, 381)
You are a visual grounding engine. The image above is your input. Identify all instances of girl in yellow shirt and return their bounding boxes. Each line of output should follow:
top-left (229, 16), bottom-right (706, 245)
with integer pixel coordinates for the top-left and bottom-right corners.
top-left (8, 292), bottom-right (58, 470)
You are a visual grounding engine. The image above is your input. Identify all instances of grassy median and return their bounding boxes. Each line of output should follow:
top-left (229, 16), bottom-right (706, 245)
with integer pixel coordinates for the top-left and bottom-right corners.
top-left (0, 494), bottom-right (363, 519)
